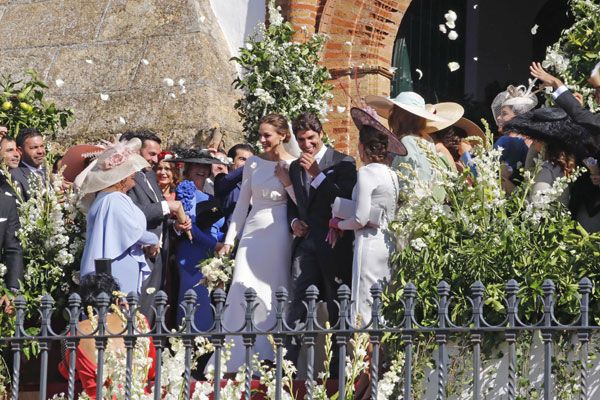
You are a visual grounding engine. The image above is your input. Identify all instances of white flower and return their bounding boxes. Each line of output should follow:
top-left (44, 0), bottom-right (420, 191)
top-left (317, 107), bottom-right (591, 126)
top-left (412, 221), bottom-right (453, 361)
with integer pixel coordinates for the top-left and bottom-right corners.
top-left (448, 61), bottom-right (460, 72)
top-left (531, 24), bottom-right (539, 35)
top-left (444, 10), bottom-right (457, 23)
top-left (439, 24), bottom-right (447, 34)
top-left (100, 93), bottom-right (109, 101)
top-left (163, 78), bottom-right (175, 87)
top-left (410, 238), bottom-right (427, 251)
top-left (0, 263), bottom-right (6, 277)
top-left (448, 30), bottom-right (458, 40)
top-left (445, 20), bottom-right (456, 29)
top-left (55, 79), bottom-right (65, 88)
top-left (245, 42), bottom-right (253, 51)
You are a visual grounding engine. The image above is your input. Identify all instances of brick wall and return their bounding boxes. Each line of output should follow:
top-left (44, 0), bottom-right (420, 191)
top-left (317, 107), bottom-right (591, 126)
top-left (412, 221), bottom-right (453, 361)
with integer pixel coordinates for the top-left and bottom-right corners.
top-left (279, 0), bottom-right (412, 155)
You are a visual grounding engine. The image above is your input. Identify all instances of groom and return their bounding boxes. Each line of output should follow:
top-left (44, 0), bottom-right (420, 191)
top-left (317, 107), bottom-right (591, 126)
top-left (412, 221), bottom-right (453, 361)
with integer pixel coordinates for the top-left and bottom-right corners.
top-left (285, 112), bottom-right (356, 370)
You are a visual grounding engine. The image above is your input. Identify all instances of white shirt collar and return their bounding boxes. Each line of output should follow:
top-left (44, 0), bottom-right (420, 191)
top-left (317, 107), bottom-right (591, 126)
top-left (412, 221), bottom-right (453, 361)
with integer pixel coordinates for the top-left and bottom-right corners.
top-left (313, 144), bottom-right (327, 163)
top-left (22, 161), bottom-right (43, 173)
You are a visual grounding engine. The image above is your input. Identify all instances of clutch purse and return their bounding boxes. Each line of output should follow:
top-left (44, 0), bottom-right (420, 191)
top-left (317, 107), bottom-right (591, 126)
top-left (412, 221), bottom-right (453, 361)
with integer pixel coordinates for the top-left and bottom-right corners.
top-left (332, 197), bottom-right (383, 227)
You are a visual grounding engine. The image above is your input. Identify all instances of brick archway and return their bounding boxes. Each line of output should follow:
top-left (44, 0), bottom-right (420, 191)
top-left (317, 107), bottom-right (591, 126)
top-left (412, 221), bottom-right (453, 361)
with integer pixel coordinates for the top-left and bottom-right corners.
top-left (278, 0), bottom-right (413, 154)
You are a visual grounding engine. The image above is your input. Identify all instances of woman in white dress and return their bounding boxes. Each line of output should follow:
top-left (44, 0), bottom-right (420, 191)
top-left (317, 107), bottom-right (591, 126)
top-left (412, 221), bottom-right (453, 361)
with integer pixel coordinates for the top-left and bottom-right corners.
top-left (214, 113), bottom-right (297, 372)
top-left (328, 108), bottom-right (404, 326)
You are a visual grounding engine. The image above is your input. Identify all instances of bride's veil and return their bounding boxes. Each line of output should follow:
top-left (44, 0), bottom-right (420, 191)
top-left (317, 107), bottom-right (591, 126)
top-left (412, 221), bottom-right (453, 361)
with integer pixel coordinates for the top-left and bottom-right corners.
top-left (284, 121), bottom-right (302, 158)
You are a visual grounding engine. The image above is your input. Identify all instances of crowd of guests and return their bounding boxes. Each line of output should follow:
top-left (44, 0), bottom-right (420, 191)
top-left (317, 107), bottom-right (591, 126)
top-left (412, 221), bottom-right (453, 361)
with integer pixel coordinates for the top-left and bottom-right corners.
top-left (1, 59), bottom-right (600, 392)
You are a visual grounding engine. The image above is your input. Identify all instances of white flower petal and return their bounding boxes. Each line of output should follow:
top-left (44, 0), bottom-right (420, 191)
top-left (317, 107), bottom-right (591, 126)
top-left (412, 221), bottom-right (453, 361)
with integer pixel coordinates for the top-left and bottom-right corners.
top-left (444, 10), bottom-right (457, 22)
top-left (336, 106), bottom-right (346, 113)
top-left (163, 78), bottom-right (174, 87)
top-left (389, 66), bottom-right (397, 74)
top-left (141, 58), bottom-right (149, 65)
top-left (178, 78), bottom-right (186, 86)
top-left (415, 68), bottom-right (423, 80)
top-left (169, 92), bottom-right (176, 99)
top-left (344, 41), bottom-right (352, 46)
top-left (55, 79), bottom-right (65, 88)
top-left (100, 93), bottom-right (109, 101)
top-left (531, 24), bottom-right (539, 35)
top-left (85, 59), bottom-right (94, 65)
top-left (448, 62), bottom-right (460, 72)
top-left (448, 30), bottom-right (458, 40)
top-left (473, 4), bottom-right (478, 9)
top-left (445, 21), bottom-right (456, 29)
top-left (119, 117), bottom-right (126, 124)
top-left (146, 287), bottom-right (156, 295)
top-left (199, 15), bottom-right (206, 23)
top-left (439, 24), bottom-right (447, 34)
top-left (473, 56), bottom-right (479, 61)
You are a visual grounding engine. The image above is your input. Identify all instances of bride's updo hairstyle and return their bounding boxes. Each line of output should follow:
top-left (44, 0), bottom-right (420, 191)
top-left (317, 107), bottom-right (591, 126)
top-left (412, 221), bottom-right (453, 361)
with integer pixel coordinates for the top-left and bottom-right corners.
top-left (359, 125), bottom-right (389, 163)
top-left (260, 113), bottom-right (291, 143)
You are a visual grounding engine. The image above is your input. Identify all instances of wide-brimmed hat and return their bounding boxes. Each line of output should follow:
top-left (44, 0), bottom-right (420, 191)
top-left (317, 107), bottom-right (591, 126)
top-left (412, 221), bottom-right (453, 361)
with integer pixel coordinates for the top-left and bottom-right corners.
top-left (504, 107), bottom-right (596, 156)
top-left (59, 144), bottom-right (104, 183)
top-left (423, 102), bottom-right (465, 134)
top-left (350, 107), bottom-right (408, 156)
top-left (166, 149), bottom-right (226, 165)
top-left (454, 117), bottom-right (486, 143)
top-left (79, 138), bottom-right (149, 195)
top-left (365, 92), bottom-right (450, 122)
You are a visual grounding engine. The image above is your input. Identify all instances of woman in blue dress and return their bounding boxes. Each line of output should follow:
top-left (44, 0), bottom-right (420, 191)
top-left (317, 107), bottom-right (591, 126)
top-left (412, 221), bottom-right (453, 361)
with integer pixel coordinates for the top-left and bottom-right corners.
top-left (169, 150), bottom-right (226, 330)
top-left (79, 138), bottom-right (159, 294)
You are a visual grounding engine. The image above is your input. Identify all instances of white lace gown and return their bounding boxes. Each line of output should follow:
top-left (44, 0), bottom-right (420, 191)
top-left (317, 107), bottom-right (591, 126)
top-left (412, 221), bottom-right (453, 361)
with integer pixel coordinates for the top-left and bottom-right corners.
top-left (211, 155), bottom-right (293, 372)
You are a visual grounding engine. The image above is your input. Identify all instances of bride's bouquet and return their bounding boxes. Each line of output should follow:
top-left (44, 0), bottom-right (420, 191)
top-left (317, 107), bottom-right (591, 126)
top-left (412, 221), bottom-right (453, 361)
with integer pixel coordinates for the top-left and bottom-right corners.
top-left (196, 255), bottom-right (235, 294)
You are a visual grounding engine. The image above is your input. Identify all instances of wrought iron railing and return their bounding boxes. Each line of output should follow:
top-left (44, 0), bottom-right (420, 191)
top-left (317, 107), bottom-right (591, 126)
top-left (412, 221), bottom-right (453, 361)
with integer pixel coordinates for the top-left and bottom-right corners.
top-left (0, 277), bottom-right (598, 400)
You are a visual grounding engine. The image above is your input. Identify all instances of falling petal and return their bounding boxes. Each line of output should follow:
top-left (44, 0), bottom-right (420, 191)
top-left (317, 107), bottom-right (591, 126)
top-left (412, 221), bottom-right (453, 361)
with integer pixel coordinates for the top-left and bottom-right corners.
top-left (444, 10), bottom-right (457, 23)
top-left (415, 68), bottom-right (423, 80)
top-left (100, 93), bottom-right (109, 101)
top-left (473, 4), bottom-right (478, 9)
top-left (531, 24), bottom-right (539, 35)
top-left (473, 57), bottom-right (479, 61)
top-left (119, 117), bottom-right (126, 124)
top-left (180, 86), bottom-right (187, 94)
top-left (448, 30), bottom-right (458, 40)
top-left (146, 287), bottom-right (156, 295)
top-left (199, 15), bottom-right (206, 23)
top-left (55, 79), bottom-right (65, 88)
top-left (445, 21), bottom-right (456, 29)
top-left (178, 78), bottom-right (186, 86)
top-left (439, 24), bottom-right (447, 34)
top-left (85, 59), bottom-right (94, 65)
top-left (336, 106), bottom-right (346, 113)
top-left (389, 66), bottom-right (397, 74)
top-left (164, 78), bottom-right (174, 87)
top-left (169, 93), bottom-right (176, 99)
top-left (141, 59), bottom-right (149, 65)
top-left (344, 41), bottom-right (352, 46)
top-left (448, 62), bottom-right (460, 72)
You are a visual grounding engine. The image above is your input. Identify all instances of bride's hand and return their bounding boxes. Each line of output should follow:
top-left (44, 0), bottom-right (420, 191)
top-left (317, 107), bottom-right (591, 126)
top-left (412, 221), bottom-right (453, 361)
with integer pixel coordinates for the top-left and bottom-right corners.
top-left (217, 243), bottom-right (231, 256)
top-left (274, 162), bottom-right (292, 187)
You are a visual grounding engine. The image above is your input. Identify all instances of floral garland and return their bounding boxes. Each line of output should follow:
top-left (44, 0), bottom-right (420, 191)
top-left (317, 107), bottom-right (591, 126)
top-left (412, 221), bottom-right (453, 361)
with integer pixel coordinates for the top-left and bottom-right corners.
top-left (543, 0), bottom-right (600, 111)
top-left (232, 0), bottom-right (333, 147)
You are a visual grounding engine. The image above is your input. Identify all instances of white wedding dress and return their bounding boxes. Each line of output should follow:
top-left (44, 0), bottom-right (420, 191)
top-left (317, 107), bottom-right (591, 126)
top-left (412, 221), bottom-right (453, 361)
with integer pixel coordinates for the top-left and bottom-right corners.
top-left (210, 155), bottom-right (293, 372)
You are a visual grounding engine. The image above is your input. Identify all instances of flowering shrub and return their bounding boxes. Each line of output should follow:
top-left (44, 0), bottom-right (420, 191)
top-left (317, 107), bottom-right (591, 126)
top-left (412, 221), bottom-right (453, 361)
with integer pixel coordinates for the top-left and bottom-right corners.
top-left (543, 0), bottom-right (600, 111)
top-left (232, 0), bottom-right (333, 146)
top-left (0, 70), bottom-right (73, 139)
top-left (385, 123), bottom-right (600, 330)
top-left (197, 255), bottom-right (234, 293)
top-left (0, 165), bottom-right (85, 358)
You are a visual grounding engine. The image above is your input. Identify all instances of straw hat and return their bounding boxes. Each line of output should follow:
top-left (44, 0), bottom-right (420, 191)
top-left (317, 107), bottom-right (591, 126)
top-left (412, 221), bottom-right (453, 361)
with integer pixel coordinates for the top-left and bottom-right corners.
top-left (350, 107), bottom-right (407, 156)
top-left (59, 144), bottom-right (104, 183)
top-left (365, 92), bottom-right (450, 122)
top-left (423, 102), bottom-right (465, 134)
top-left (589, 61), bottom-right (600, 87)
top-left (79, 138), bottom-right (149, 195)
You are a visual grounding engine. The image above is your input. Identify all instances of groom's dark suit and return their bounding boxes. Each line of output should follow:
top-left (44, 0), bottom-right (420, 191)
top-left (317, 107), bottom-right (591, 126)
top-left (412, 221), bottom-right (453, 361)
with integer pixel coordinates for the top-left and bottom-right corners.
top-left (285, 146), bottom-right (356, 364)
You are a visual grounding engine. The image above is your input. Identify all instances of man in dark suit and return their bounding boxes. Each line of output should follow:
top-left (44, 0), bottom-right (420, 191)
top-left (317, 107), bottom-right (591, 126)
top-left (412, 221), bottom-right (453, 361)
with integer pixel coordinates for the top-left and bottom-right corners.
top-left (10, 128), bottom-right (46, 201)
top-left (530, 61), bottom-right (600, 133)
top-left (285, 113), bottom-right (357, 369)
top-left (121, 131), bottom-right (191, 317)
top-left (0, 176), bottom-right (24, 312)
top-left (213, 143), bottom-right (254, 228)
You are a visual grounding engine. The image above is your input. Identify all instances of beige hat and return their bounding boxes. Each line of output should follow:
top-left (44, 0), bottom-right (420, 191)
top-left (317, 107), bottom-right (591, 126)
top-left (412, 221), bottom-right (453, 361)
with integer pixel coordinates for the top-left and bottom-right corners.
top-left (423, 102), bottom-right (465, 134)
top-left (365, 92), bottom-right (450, 122)
top-left (454, 117), bottom-right (486, 143)
top-left (589, 61), bottom-right (600, 87)
top-left (79, 138), bottom-right (149, 195)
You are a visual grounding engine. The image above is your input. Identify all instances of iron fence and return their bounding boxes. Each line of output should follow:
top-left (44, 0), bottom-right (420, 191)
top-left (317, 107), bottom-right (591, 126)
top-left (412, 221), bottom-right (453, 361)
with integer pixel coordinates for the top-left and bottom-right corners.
top-left (0, 277), bottom-right (598, 400)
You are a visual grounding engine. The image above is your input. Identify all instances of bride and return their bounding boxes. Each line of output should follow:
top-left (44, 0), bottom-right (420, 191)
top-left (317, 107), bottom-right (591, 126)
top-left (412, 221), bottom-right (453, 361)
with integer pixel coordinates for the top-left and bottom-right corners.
top-left (213, 113), bottom-right (298, 372)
